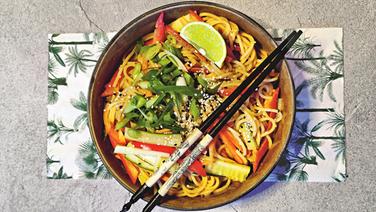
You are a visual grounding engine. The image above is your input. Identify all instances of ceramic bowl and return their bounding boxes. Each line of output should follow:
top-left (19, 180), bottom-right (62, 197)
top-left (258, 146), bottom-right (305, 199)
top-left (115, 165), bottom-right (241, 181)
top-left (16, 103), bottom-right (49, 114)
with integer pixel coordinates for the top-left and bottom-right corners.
top-left (88, 1), bottom-right (295, 210)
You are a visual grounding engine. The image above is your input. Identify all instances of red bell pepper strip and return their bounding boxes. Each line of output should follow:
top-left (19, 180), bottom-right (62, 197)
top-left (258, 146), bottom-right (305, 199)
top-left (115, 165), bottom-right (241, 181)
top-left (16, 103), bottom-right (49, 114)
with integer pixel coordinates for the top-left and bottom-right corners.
top-left (252, 140), bottom-right (268, 172)
top-left (101, 69), bottom-right (122, 97)
top-left (218, 87), bottom-right (237, 97)
top-left (225, 56), bottom-right (234, 63)
top-left (130, 141), bottom-right (175, 154)
top-left (183, 157), bottom-right (206, 176)
top-left (130, 141), bottom-right (206, 176)
top-left (226, 44), bottom-right (236, 62)
top-left (233, 44), bottom-right (241, 52)
top-left (188, 10), bottom-right (204, 21)
top-left (153, 12), bottom-right (166, 44)
top-left (264, 87), bottom-right (280, 129)
top-left (118, 154), bottom-right (139, 184)
top-left (144, 39), bottom-right (154, 46)
top-left (188, 66), bottom-right (210, 74)
top-left (253, 87), bottom-right (280, 172)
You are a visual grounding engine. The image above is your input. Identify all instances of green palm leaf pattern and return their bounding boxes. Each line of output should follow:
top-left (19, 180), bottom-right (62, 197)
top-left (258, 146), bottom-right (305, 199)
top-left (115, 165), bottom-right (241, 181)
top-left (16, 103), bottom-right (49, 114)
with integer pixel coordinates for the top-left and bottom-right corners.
top-left (47, 166), bottom-right (72, 179)
top-left (328, 41), bottom-right (343, 74)
top-left (49, 45), bottom-right (65, 67)
top-left (317, 110), bottom-right (344, 133)
top-left (48, 57), bottom-right (57, 75)
top-left (286, 150), bottom-right (317, 181)
top-left (65, 46), bottom-right (97, 77)
top-left (295, 39), bottom-right (343, 102)
top-left (76, 140), bottom-right (112, 179)
top-left (315, 111), bottom-right (345, 162)
top-left (332, 172), bottom-right (347, 182)
top-left (48, 76), bottom-right (67, 104)
top-left (331, 128), bottom-right (345, 162)
top-left (295, 81), bottom-right (309, 108)
top-left (93, 32), bottom-right (110, 53)
top-left (288, 36), bottom-right (321, 57)
top-left (289, 168), bottom-right (309, 182)
top-left (70, 91), bottom-right (88, 130)
top-left (296, 50), bottom-right (343, 102)
top-left (46, 154), bottom-right (60, 171)
top-left (47, 119), bottom-right (77, 144)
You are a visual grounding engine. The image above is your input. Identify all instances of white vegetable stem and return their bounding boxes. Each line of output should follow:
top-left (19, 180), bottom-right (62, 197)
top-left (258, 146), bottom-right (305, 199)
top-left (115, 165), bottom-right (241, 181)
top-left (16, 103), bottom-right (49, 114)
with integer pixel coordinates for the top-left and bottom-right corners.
top-left (114, 146), bottom-right (170, 158)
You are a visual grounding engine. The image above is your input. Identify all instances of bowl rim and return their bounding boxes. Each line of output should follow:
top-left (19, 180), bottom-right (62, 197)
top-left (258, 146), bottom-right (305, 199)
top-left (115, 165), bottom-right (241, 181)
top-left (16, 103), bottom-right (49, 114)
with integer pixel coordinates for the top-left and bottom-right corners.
top-left (88, 1), bottom-right (296, 211)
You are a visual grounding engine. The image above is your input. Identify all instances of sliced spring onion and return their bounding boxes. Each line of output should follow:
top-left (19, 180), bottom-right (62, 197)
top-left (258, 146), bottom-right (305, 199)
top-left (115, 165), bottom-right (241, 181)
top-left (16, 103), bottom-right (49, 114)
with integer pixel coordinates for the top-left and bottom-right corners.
top-left (189, 98), bottom-right (200, 121)
top-left (164, 50), bottom-right (188, 72)
top-left (153, 85), bottom-right (202, 97)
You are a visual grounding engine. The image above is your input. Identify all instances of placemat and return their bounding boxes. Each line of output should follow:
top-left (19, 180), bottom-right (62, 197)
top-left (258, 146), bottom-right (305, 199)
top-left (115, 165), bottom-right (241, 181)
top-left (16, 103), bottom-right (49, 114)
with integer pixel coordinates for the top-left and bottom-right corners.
top-left (47, 28), bottom-right (346, 182)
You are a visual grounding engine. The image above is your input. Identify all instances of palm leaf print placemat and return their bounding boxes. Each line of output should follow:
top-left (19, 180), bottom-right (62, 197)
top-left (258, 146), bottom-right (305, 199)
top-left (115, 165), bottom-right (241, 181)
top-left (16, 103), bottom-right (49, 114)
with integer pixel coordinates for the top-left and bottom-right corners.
top-left (47, 28), bottom-right (346, 182)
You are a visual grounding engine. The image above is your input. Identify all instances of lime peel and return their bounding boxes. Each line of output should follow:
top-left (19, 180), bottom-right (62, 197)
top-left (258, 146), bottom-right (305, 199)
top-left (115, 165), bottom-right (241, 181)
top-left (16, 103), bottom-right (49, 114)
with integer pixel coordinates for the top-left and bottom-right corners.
top-left (180, 22), bottom-right (227, 68)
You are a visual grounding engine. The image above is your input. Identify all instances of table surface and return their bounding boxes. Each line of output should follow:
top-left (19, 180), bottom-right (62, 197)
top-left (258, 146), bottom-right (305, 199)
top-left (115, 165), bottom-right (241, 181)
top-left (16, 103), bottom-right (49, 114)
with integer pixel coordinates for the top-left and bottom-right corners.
top-left (0, 0), bottom-right (375, 211)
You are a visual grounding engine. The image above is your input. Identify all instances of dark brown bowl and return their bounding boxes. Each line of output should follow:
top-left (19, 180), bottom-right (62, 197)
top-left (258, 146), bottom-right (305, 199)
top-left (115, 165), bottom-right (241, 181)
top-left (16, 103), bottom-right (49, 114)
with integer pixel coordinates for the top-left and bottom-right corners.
top-left (88, 1), bottom-right (295, 210)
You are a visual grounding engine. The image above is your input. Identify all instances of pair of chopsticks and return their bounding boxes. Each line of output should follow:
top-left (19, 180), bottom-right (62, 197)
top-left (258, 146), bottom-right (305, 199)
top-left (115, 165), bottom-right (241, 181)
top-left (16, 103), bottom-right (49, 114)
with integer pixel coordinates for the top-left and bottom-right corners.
top-left (121, 30), bottom-right (302, 212)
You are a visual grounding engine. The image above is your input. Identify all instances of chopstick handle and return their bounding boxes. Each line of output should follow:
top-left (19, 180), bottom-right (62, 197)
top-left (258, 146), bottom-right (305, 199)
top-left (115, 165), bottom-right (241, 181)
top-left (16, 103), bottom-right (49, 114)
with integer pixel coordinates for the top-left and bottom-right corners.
top-left (145, 128), bottom-right (203, 187)
top-left (159, 134), bottom-right (213, 196)
top-left (122, 128), bottom-right (202, 211)
top-left (143, 134), bottom-right (213, 212)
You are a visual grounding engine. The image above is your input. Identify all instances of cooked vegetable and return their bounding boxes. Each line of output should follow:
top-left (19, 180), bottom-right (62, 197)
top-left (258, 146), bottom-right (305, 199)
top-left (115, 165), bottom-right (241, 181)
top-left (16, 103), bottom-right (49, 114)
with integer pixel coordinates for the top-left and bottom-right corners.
top-left (130, 141), bottom-right (206, 176)
top-left (118, 154), bottom-right (139, 184)
top-left (152, 85), bottom-right (202, 98)
top-left (140, 43), bottom-right (162, 60)
top-left (123, 127), bottom-right (182, 147)
top-left (130, 140), bottom-right (176, 154)
top-left (124, 153), bottom-right (155, 171)
top-left (101, 69), bottom-right (122, 97)
top-left (205, 159), bottom-right (251, 182)
top-left (219, 129), bottom-right (246, 164)
top-left (253, 141), bottom-right (268, 172)
top-left (153, 12), bottom-right (166, 44)
top-left (115, 145), bottom-right (170, 157)
top-left (101, 10), bottom-right (283, 197)
top-left (164, 50), bottom-right (188, 72)
top-left (189, 98), bottom-right (200, 121)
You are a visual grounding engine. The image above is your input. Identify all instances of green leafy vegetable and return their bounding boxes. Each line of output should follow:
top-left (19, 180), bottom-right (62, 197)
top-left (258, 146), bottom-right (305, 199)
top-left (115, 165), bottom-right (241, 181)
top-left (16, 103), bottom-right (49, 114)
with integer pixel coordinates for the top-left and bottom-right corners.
top-left (132, 63), bottom-right (142, 82)
top-left (183, 72), bottom-right (194, 87)
top-left (189, 98), bottom-right (200, 121)
top-left (197, 76), bottom-right (221, 94)
top-left (153, 85), bottom-right (202, 97)
top-left (140, 43), bottom-right (161, 60)
top-left (163, 42), bottom-right (183, 59)
top-left (142, 69), bottom-right (159, 81)
top-left (115, 112), bottom-right (139, 130)
top-left (158, 56), bottom-right (171, 66)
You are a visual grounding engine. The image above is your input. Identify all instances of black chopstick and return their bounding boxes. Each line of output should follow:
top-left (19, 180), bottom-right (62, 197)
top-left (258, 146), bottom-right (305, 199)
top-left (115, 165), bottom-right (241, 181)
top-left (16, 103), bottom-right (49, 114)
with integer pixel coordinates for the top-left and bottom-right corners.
top-left (142, 30), bottom-right (302, 212)
top-left (121, 31), bottom-right (300, 212)
top-left (198, 30), bottom-right (298, 132)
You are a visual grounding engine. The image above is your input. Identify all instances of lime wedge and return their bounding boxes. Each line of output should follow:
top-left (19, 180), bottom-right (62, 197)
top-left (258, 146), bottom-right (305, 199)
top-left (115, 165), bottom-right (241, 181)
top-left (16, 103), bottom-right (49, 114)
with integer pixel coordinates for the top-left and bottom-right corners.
top-left (180, 22), bottom-right (227, 68)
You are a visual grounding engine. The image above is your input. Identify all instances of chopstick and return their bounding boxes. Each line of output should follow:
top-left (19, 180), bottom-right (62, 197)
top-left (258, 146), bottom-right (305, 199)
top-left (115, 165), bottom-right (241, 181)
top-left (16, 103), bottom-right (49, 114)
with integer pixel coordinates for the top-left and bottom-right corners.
top-left (121, 30), bottom-right (301, 212)
top-left (142, 30), bottom-right (302, 212)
